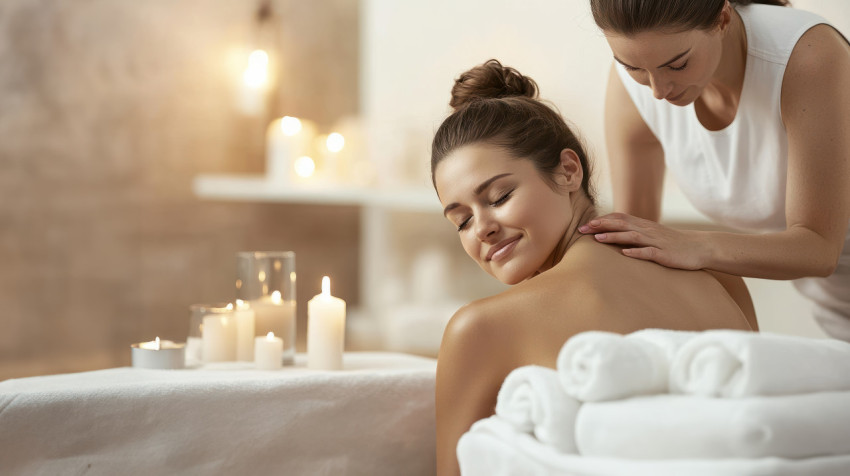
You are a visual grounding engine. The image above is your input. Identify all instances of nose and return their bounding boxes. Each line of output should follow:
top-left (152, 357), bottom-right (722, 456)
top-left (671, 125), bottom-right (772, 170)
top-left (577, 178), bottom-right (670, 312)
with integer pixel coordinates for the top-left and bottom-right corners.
top-left (474, 213), bottom-right (499, 242)
top-left (648, 74), bottom-right (673, 100)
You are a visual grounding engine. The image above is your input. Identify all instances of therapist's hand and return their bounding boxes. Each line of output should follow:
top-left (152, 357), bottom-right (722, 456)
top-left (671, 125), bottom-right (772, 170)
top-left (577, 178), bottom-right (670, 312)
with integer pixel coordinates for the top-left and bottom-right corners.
top-left (579, 213), bottom-right (710, 270)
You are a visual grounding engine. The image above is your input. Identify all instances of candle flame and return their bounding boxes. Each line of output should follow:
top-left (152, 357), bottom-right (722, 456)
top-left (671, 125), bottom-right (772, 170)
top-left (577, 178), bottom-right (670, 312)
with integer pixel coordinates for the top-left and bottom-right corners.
top-left (267, 332), bottom-right (275, 340)
top-left (226, 302), bottom-right (234, 310)
top-left (271, 290), bottom-right (282, 303)
top-left (326, 132), bottom-right (345, 153)
top-left (294, 156), bottom-right (315, 178)
top-left (155, 336), bottom-right (161, 350)
top-left (322, 276), bottom-right (330, 296)
top-left (279, 116), bottom-right (302, 136)
top-left (242, 49), bottom-right (269, 88)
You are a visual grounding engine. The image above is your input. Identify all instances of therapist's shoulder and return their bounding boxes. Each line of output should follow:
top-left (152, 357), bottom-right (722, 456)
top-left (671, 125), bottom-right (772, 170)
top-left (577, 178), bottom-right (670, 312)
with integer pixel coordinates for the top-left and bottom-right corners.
top-left (782, 24), bottom-right (850, 109)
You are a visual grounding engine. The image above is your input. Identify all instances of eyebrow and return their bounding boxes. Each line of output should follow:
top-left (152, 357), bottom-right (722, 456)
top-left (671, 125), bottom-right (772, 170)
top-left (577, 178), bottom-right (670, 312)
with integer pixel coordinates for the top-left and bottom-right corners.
top-left (442, 173), bottom-right (513, 217)
top-left (614, 48), bottom-right (691, 70)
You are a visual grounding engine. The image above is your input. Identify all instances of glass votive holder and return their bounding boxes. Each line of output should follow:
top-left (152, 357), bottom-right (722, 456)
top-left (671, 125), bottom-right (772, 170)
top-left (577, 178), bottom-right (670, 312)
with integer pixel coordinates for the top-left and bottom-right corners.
top-left (188, 303), bottom-right (237, 363)
top-left (236, 251), bottom-right (297, 364)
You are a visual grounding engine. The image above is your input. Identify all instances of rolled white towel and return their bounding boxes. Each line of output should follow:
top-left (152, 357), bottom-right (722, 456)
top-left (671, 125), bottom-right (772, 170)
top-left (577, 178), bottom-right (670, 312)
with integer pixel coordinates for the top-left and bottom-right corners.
top-left (495, 365), bottom-right (580, 453)
top-left (670, 330), bottom-right (850, 397)
top-left (557, 329), bottom-right (697, 402)
top-left (575, 391), bottom-right (850, 460)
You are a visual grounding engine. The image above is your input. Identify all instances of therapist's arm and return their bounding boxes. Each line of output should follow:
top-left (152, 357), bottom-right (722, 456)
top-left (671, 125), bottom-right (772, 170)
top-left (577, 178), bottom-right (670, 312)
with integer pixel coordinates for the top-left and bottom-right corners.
top-left (604, 63), bottom-right (666, 222)
top-left (584, 26), bottom-right (850, 280)
top-left (702, 24), bottom-right (850, 279)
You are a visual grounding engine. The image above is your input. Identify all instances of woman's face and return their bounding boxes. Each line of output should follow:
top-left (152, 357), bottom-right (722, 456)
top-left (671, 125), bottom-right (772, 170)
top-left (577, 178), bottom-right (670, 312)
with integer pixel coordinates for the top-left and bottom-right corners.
top-left (605, 26), bottom-right (725, 106)
top-left (435, 143), bottom-right (577, 285)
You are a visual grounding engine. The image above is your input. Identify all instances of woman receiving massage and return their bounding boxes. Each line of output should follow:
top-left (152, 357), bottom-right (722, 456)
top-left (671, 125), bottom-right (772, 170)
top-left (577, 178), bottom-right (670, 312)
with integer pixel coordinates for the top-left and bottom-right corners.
top-left (432, 59), bottom-right (758, 476)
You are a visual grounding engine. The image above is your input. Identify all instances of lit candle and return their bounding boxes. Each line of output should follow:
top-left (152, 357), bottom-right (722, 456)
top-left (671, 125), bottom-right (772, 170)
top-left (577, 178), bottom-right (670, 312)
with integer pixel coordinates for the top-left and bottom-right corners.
top-left (251, 290), bottom-right (296, 365)
top-left (234, 299), bottom-right (256, 361)
top-left (316, 132), bottom-right (345, 183)
top-left (307, 276), bottom-right (346, 370)
top-left (266, 116), bottom-right (317, 184)
top-left (131, 337), bottom-right (185, 369)
top-left (202, 308), bottom-right (237, 362)
top-left (255, 332), bottom-right (283, 370)
top-left (237, 49), bottom-right (270, 116)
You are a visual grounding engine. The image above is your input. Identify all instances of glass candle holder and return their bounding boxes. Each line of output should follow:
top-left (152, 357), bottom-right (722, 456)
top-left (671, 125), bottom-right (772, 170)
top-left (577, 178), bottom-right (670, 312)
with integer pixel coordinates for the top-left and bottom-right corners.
top-left (188, 303), bottom-right (238, 363)
top-left (236, 251), bottom-right (296, 364)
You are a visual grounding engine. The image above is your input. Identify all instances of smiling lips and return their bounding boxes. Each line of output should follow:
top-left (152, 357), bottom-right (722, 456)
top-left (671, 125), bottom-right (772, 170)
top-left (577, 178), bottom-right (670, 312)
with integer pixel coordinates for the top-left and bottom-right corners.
top-left (486, 236), bottom-right (521, 262)
top-left (666, 89), bottom-right (686, 102)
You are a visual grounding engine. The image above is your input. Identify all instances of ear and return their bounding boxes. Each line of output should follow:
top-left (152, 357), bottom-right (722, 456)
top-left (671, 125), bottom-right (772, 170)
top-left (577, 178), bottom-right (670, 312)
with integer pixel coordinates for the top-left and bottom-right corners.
top-left (553, 148), bottom-right (583, 192)
top-left (717, 1), bottom-right (733, 34)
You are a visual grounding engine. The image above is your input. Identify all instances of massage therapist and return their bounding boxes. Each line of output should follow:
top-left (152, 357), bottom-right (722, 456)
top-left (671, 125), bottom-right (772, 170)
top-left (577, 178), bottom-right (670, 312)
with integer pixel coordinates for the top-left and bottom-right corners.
top-left (581, 0), bottom-right (850, 340)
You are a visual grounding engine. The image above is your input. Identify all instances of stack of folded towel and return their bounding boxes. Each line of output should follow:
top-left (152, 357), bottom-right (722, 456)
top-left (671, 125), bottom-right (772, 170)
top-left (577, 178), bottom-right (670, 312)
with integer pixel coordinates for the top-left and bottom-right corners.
top-left (458, 329), bottom-right (850, 476)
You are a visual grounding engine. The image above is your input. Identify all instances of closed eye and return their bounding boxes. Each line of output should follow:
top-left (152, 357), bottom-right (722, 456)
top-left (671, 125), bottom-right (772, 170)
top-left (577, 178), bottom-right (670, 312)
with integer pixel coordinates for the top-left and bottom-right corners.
top-left (491, 190), bottom-right (513, 206)
top-left (457, 216), bottom-right (471, 232)
top-left (669, 60), bottom-right (688, 71)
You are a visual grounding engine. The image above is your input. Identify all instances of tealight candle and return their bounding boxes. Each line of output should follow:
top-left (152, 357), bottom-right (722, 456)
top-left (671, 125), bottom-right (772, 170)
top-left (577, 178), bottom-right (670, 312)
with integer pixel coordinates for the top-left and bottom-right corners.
top-left (131, 337), bottom-right (185, 369)
top-left (307, 276), bottom-right (346, 370)
top-left (255, 332), bottom-right (283, 370)
top-left (251, 290), bottom-right (296, 365)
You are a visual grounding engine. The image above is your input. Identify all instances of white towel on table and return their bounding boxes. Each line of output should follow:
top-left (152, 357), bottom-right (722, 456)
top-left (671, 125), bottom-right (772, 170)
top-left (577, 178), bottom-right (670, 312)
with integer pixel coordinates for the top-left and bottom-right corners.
top-left (557, 329), bottom-right (697, 401)
top-left (575, 391), bottom-right (850, 460)
top-left (458, 416), bottom-right (850, 476)
top-left (670, 330), bottom-right (850, 397)
top-left (495, 365), bottom-right (580, 453)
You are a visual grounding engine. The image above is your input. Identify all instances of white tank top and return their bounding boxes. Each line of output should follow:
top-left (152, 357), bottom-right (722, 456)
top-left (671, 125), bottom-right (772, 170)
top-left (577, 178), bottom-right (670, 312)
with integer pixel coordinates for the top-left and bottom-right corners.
top-left (616, 3), bottom-right (850, 340)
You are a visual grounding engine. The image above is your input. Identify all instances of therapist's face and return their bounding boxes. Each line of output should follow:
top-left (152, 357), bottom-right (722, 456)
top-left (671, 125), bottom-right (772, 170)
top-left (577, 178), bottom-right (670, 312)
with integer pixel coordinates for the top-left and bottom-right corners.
top-left (604, 26), bottom-right (725, 106)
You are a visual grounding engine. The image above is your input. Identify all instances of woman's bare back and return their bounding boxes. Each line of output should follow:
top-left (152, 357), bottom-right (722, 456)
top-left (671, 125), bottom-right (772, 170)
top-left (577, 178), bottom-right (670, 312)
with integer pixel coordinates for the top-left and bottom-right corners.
top-left (480, 236), bottom-right (755, 366)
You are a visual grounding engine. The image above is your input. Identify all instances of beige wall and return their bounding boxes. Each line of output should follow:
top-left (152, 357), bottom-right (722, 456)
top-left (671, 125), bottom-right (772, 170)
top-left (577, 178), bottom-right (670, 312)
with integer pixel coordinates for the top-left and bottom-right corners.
top-left (0, 0), bottom-right (361, 379)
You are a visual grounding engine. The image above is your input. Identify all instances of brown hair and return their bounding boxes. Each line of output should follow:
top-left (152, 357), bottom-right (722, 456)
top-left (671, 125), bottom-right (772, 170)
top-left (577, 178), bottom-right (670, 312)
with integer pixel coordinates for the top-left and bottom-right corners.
top-left (431, 59), bottom-right (595, 204)
top-left (590, 0), bottom-right (790, 35)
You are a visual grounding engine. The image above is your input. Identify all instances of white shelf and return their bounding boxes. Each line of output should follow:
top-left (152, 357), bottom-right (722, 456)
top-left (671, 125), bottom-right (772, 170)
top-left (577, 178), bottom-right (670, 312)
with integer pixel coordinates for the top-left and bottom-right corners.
top-left (193, 174), bottom-right (441, 213)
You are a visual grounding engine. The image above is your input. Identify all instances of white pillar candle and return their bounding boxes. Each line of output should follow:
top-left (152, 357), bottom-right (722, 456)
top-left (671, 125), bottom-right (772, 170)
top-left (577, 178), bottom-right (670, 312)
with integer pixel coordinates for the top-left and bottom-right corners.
top-left (266, 116), bottom-right (317, 184)
top-left (307, 276), bottom-right (346, 370)
top-left (251, 290), bottom-right (296, 364)
top-left (255, 332), bottom-right (283, 370)
top-left (131, 337), bottom-right (186, 369)
top-left (202, 312), bottom-right (237, 362)
top-left (234, 299), bottom-right (256, 361)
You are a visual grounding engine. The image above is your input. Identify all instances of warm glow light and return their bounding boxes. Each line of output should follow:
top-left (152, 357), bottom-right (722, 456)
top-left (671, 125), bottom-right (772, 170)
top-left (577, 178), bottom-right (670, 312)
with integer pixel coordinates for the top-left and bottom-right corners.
top-left (290, 271), bottom-right (296, 282)
top-left (235, 299), bottom-right (249, 310)
top-left (226, 302), bottom-right (234, 310)
top-left (322, 276), bottom-right (331, 296)
top-left (243, 49), bottom-right (269, 88)
top-left (140, 337), bottom-right (162, 350)
top-left (294, 156), bottom-right (315, 178)
top-left (326, 133), bottom-right (345, 153)
top-left (258, 270), bottom-right (267, 282)
top-left (266, 332), bottom-right (276, 340)
top-left (271, 290), bottom-right (282, 304)
top-left (279, 116), bottom-right (302, 136)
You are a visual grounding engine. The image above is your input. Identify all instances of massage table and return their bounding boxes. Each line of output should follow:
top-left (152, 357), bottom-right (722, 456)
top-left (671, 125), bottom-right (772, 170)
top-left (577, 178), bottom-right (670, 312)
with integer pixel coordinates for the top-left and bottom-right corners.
top-left (0, 352), bottom-right (437, 475)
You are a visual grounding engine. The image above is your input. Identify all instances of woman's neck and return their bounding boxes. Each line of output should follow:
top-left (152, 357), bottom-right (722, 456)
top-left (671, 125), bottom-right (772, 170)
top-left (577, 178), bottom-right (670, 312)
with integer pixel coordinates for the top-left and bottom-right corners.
top-left (706, 7), bottom-right (748, 102)
top-left (537, 193), bottom-right (597, 274)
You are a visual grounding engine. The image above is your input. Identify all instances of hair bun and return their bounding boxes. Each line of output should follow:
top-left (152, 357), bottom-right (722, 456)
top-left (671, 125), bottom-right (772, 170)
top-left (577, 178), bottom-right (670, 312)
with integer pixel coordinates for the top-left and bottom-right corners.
top-left (450, 59), bottom-right (539, 110)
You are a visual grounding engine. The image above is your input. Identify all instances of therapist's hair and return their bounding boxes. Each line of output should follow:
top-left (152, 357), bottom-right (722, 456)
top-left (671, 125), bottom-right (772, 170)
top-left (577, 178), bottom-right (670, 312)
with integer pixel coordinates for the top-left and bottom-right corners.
top-left (590, 0), bottom-right (790, 34)
top-left (431, 59), bottom-right (595, 204)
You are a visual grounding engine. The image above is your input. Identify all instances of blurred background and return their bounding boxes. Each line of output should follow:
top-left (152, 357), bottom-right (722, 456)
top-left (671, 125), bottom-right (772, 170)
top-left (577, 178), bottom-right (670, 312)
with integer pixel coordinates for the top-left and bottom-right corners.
top-left (1, 0), bottom-right (846, 380)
